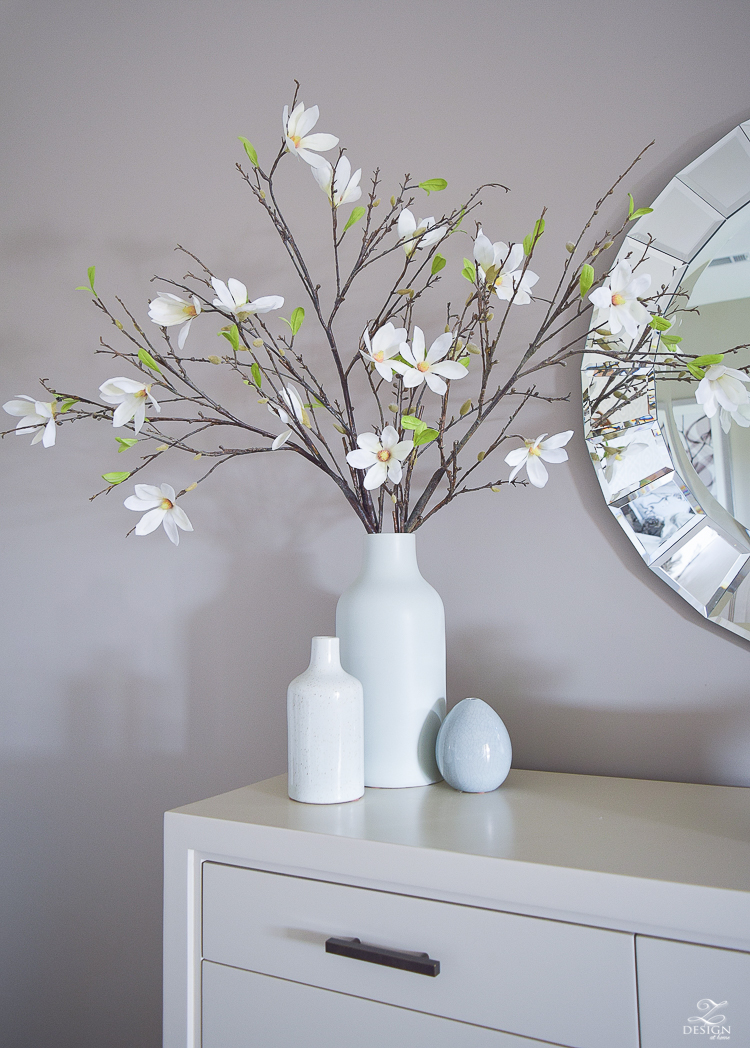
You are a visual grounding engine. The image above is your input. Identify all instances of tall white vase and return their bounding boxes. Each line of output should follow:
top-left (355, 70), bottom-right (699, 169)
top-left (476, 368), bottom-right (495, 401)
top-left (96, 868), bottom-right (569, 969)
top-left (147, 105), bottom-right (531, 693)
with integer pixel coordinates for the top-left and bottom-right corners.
top-left (336, 534), bottom-right (446, 788)
top-left (287, 636), bottom-right (364, 804)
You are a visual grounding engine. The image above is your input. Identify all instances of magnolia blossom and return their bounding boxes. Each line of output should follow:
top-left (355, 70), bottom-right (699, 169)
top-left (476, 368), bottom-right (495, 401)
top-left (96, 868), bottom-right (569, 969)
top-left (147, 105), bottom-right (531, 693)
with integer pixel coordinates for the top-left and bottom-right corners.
top-left (721, 403), bottom-right (750, 433)
top-left (268, 384), bottom-right (309, 427)
top-left (148, 293), bottom-right (201, 350)
top-left (346, 426), bottom-right (413, 490)
top-left (99, 378), bottom-right (160, 434)
top-left (312, 154), bottom-right (362, 207)
top-left (395, 327), bottom-right (467, 396)
top-left (211, 278), bottom-right (284, 322)
top-left (601, 441), bottom-right (649, 483)
top-left (473, 230), bottom-right (538, 304)
top-left (283, 101), bottom-right (338, 168)
top-left (360, 322), bottom-right (408, 380)
top-left (3, 396), bottom-right (57, 447)
top-left (397, 209), bottom-right (446, 256)
top-left (124, 483), bottom-right (193, 546)
top-left (505, 431), bottom-right (574, 488)
top-left (589, 261), bottom-right (651, 339)
top-left (695, 363), bottom-right (750, 420)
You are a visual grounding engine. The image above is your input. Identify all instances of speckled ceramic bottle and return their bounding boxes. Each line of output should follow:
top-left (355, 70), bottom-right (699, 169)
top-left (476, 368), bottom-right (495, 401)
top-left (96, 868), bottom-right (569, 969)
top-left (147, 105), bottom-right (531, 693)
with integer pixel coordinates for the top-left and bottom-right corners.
top-left (336, 534), bottom-right (446, 788)
top-left (287, 636), bottom-right (364, 804)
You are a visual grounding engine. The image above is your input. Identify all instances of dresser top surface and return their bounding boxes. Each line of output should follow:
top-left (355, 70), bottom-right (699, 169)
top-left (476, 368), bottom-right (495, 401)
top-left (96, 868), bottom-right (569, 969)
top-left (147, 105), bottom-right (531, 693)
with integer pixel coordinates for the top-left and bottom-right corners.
top-left (171, 769), bottom-right (750, 892)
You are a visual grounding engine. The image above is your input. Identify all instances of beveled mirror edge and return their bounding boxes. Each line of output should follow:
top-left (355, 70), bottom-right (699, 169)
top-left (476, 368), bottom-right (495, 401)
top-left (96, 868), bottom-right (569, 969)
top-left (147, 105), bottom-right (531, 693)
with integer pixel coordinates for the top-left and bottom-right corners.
top-left (583, 121), bottom-right (750, 642)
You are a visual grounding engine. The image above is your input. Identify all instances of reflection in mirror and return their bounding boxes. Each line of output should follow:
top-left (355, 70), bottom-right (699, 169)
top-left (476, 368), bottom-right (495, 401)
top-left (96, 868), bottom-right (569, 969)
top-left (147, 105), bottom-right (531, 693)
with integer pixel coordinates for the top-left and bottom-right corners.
top-left (583, 121), bottom-right (750, 641)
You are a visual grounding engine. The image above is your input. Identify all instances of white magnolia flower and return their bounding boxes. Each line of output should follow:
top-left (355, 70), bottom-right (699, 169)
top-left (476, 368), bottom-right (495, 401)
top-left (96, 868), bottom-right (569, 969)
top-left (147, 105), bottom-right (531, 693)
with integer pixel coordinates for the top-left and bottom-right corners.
top-left (395, 327), bottom-right (467, 396)
top-left (473, 230), bottom-right (538, 304)
top-left (695, 363), bottom-right (750, 419)
top-left (124, 483), bottom-right (193, 546)
top-left (601, 441), bottom-right (649, 483)
top-left (271, 430), bottom-right (292, 450)
top-left (268, 384), bottom-right (309, 427)
top-left (505, 431), bottom-right (574, 488)
top-left (311, 154), bottom-right (362, 207)
top-left (397, 209), bottom-right (446, 256)
top-left (360, 322), bottom-right (408, 380)
top-left (211, 278), bottom-right (284, 322)
top-left (721, 403), bottom-right (750, 433)
top-left (346, 425), bottom-right (413, 490)
top-left (148, 293), bottom-right (202, 350)
top-left (3, 396), bottom-right (57, 447)
top-left (589, 260), bottom-right (652, 339)
top-left (283, 101), bottom-right (338, 168)
top-left (99, 378), bottom-right (160, 434)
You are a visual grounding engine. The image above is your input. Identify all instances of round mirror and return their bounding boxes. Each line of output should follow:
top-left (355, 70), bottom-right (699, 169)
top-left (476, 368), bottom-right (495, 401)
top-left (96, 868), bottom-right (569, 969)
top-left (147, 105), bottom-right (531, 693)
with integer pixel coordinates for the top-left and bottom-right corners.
top-left (583, 121), bottom-right (750, 641)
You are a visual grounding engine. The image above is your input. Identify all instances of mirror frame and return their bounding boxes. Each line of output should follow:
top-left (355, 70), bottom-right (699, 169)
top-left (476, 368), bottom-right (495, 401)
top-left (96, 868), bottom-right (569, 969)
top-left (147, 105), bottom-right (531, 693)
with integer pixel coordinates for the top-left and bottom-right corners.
top-left (582, 119), bottom-right (750, 641)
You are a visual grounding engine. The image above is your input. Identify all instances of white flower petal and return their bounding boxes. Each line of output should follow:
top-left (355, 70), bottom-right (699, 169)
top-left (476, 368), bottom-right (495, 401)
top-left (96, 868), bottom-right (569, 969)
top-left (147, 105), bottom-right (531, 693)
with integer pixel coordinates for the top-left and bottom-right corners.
top-left (162, 513), bottom-right (180, 545)
top-left (135, 507), bottom-right (166, 535)
top-left (171, 505), bottom-right (193, 532)
top-left (347, 448), bottom-right (377, 469)
top-left (429, 360), bottom-right (467, 380)
top-left (134, 484), bottom-right (164, 501)
top-left (272, 430), bottom-right (291, 450)
top-left (526, 456), bottom-right (549, 487)
top-left (424, 372), bottom-right (447, 396)
top-left (363, 461), bottom-right (388, 490)
top-left (357, 432), bottom-right (381, 453)
top-left (539, 430), bottom-right (574, 450)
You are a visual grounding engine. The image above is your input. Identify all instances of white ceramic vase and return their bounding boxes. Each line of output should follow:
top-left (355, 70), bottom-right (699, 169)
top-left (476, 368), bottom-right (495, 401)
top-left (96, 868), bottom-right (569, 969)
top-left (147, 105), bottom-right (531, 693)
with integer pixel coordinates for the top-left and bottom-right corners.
top-left (287, 636), bottom-right (364, 804)
top-left (336, 533), bottom-right (446, 788)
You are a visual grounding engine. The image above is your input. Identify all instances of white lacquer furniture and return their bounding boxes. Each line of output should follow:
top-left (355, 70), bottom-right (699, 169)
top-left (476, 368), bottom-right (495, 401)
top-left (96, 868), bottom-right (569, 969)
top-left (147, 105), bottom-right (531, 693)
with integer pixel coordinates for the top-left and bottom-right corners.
top-left (164, 770), bottom-right (750, 1048)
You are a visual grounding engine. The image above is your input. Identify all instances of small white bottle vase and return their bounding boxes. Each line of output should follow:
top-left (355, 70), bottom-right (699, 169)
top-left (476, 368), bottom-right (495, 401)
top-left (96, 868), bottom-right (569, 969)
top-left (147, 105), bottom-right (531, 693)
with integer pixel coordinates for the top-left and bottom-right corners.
top-left (287, 636), bottom-right (365, 804)
top-left (336, 533), bottom-right (446, 788)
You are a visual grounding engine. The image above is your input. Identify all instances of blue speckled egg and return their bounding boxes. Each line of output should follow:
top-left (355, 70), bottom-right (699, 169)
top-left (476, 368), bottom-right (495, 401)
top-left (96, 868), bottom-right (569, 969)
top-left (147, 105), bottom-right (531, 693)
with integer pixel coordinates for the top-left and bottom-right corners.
top-left (435, 698), bottom-right (512, 792)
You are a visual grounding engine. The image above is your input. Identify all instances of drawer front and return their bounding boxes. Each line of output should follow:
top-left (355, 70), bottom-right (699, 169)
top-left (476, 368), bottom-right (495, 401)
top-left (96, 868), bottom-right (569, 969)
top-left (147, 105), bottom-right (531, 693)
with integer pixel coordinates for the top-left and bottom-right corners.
top-left (202, 961), bottom-right (552, 1048)
top-left (202, 862), bottom-right (639, 1048)
top-left (636, 936), bottom-right (750, 1048)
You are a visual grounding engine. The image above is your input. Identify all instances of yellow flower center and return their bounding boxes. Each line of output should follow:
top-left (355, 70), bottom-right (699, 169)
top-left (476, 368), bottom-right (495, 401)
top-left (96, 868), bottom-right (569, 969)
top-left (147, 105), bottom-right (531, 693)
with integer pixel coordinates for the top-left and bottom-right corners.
top-left (417, 361), bottom-right (430, 373)
top-left (611, 292), bottom-right (625, 306)
top-left (377, 449), bottom-right (391, 462)
top-left (374, 351), bottom-right (385, 362)
top-left (290, 133), bottom-right (302, 147)
top-left (160, 498), bottom-right (173, 510)
top-left (184, 304), bottom-right (197, 318)
top-left (134, 388), bottom-right (147, 399)
top-left (528, 444), bottom-right (542, 457)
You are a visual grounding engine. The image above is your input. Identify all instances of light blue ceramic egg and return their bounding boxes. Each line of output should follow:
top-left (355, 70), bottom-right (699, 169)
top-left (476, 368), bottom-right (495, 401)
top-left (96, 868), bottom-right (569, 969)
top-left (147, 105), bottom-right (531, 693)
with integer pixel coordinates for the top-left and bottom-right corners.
top-left (435, 698), bottom-right (512, 792)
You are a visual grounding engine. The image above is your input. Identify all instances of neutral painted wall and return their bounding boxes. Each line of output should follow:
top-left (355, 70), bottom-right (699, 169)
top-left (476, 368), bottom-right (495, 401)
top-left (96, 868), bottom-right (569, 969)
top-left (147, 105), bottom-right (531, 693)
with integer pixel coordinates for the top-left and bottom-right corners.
top-left (2, 1), bottom-right (749, 1044)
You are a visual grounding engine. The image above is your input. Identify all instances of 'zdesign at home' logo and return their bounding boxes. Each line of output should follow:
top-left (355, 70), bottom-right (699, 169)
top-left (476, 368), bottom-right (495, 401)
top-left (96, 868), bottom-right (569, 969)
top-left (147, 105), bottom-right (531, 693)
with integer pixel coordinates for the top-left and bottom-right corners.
top-left (684, 999), bottom-right (730, 1040)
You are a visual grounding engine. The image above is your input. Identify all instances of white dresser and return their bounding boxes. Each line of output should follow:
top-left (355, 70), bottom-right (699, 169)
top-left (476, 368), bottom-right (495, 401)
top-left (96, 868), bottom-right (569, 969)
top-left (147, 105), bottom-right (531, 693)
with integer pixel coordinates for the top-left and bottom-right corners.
top-left (163, 770), bottom-right (750, 1048)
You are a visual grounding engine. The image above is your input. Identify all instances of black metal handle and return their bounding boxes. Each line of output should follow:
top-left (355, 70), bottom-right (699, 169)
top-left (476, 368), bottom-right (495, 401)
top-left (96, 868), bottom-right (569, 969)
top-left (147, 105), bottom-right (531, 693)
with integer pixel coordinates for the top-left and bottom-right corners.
top-left (325, 936), bottom-right (440, 977)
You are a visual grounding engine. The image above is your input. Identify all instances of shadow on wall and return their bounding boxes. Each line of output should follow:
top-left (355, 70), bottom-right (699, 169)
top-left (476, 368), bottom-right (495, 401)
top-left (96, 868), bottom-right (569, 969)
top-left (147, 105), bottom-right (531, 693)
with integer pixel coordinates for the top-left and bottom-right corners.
top-left (448, 624), bottom-right (750, 788)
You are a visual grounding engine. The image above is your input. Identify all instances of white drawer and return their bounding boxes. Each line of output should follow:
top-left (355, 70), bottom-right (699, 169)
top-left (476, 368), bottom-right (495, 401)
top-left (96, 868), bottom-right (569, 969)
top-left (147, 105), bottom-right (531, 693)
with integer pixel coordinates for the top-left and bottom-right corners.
top-left (202, 862), bottom-right (639, 1048)
top-left (636, 936), bottom-right (750, 1048)
top-left (202, 961), bottom-right (555, 1048)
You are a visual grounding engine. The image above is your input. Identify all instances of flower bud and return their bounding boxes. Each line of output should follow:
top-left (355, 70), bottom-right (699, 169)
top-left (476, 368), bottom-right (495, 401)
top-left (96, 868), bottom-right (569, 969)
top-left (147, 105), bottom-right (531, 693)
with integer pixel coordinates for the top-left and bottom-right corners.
top-left (390, 195), bottom-right (396, 206)
top-left (565, 242), bottom-right (576, 254)
top-left (333, 423), bottom-right (347, 434)
top-left (460, 399), bottom-right (472, 416)
top-left (193, 453), bottom-right (202, 460)
top-left (208, 355), bottom-right (221, 365)
top-left (388, 403), bottom-right (398, 413)
top-left (603, 240), bottom-right (614, 249)
top-left (253, 338), bottom-right (264, 347)
top-left (373, 199), bottom-right (380, 207)
top-left (466, 342), bottom-right (480, 355)
top-left (491, 485), bottom-right (502, 492)
top-left (486, 312), bottom-right (494, 321)
top-left (477, 451), bottom-right (486, 462)
top-left (185, 482), bottom-right (198, 492)
top-left (591, 247), bottom-right (600, 258)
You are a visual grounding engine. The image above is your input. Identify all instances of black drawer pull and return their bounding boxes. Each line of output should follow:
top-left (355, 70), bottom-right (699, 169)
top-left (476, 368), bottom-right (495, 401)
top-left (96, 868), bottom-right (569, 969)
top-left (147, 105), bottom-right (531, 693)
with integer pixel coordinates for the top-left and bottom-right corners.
top-left (325, 936), bottom-right (440, 976)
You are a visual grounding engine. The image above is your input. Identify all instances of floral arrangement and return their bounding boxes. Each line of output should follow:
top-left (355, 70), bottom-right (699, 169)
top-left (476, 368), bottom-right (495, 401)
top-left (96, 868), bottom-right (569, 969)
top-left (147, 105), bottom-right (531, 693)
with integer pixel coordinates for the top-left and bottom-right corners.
top-left (5, 84), bottom-right (734, 545)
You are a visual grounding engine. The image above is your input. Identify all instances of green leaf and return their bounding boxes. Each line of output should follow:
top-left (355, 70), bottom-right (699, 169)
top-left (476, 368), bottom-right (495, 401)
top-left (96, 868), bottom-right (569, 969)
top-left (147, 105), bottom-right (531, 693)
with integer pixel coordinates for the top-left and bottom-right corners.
top-left (649, 315), bottom-right (672, 331)
top-left (238, 137), bottom-right (258, 167)
top-left (116, 437), bottom-right (139, 453)
top-left (59, 398), bottom-right (78, 413)
top-left (522, 218), bottom-right (545, 256)
top-left (418, 178), bottom-right (447, 195)
top-left (220, 324), bottom-right (240, 352)
top-left (458, 355), bottom-right (470, 369)
top-left (413, 427), bottom-right (439, 447)
top-left (102, 471), bottom-right (131, 485)
top-left (251, 362), bottom-right (262, 388)
top-left (138, 347), bottom-right (161, 372)
top-left (431, 253), bottom-right (447, 276)
top-left (76, 265), bottom-right (97, 297)
top-left (686, 363), bottom-right (706, 380)
top-left (579, 264), bottom-right (595, 300)
top-left (628, 193), bottom-right (653, 221)
top-left (290, 307), bottom-right (305, 336)
top-left (660, 334), bottom-right (683, 345)
top-left (400, 414), bottom-right (426, 434)
top-left (692, 353), bottom-right (723, 366)
top-left (342, 206), bottom-right (366, 233)
top-left (461, 258), bottom-right (477, 283)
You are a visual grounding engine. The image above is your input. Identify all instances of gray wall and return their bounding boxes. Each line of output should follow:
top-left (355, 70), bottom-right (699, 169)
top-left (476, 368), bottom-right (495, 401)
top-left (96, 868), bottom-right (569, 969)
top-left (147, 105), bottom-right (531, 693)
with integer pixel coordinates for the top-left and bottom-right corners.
top-left (1, 1), bottom-right (749, 1045)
